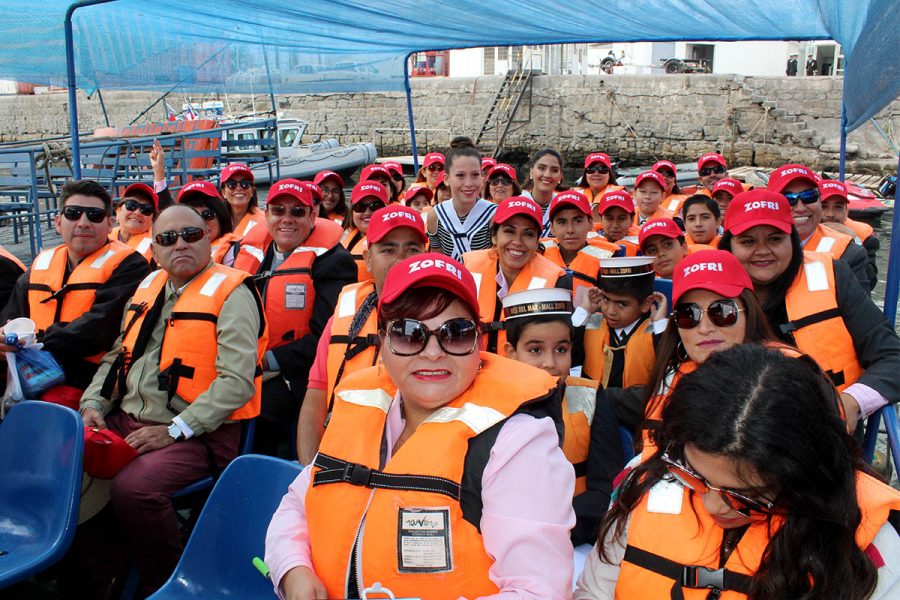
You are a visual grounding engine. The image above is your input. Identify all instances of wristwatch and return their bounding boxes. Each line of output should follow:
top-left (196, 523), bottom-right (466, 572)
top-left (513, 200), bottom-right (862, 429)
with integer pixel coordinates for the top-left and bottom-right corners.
top-left (167, 421), bottom-right (185, 441)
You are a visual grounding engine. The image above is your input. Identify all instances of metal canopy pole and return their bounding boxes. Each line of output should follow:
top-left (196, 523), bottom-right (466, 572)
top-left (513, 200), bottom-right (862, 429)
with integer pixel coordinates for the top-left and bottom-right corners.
top-left (838, 103), bottom-right (847, 181)
top-left (404, 54), bottom-right (420, 173)
top-left (65, 0), bottom-right (119, 180)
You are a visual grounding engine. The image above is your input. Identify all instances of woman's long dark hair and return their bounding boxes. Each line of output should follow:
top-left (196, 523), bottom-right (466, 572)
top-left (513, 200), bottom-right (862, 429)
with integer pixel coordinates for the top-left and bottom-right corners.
top-left (641, 289), bottom-right (777, 439)
top-left (522, 147), bottom-right (564, 191)
top-left (600, 345), bottom-right (877, 600)
top-left (179, 195), bottom-right (234, 237)
top-left (718, 228), bottom-right (803, 340)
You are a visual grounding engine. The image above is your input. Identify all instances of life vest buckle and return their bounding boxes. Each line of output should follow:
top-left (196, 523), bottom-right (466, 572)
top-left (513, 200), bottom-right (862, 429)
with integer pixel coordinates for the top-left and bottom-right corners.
top-left (480, 321), bottom-right (504, 334)
top-left (342, 462), bottom-right (373, 487)
top-left (681, 565), bottom-right (724, 590)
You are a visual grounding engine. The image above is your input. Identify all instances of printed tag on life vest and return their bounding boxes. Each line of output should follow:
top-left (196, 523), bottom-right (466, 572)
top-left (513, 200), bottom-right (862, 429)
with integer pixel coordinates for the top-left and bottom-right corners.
top-left (397, 507), bottom-right (453, 573)
top-left (647, 477), bottom-right (684, 515)
top-left (284, 284), bottom-right (306, 309)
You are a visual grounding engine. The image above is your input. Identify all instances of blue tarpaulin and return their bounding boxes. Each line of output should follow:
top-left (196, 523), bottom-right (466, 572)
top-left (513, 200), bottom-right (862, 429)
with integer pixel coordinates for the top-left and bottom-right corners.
top-left (0, 0), bottom-right (897, 131)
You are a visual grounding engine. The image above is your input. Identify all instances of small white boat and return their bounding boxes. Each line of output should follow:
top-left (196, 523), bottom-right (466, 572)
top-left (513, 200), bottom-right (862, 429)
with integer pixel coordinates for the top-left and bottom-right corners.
top-left (223, 118), bottom-right (376, 183)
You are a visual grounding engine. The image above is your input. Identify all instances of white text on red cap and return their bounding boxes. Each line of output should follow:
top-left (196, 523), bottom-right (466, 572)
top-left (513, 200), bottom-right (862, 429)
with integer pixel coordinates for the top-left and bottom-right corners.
top-left (744, 200), bottom-right (780, 212)
top-left (382, 210), bottom-right (419, 224)
top-left (360, 184), bottom-right (382, 193)
top-left (408, 258), bottom-right (462, 279)
top-left (777, 167), bottom-right (813, 178)
top-left (683, 262), bottom-right (724, 277)
top-left (277, 183), bottom-right (304, 193)
top-left (642, 221), bottom-right (668, 232)
top-left (820, 181), bottom-right (844, 190)
top-left (508, 200), bottom-right (538, 211)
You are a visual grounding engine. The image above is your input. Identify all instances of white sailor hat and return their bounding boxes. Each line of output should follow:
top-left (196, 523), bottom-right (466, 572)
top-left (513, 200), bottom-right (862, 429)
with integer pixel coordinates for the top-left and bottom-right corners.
top-left (501, 288), bottom-right (573, 321)
top-left (597, 256), bottom-right (656, 279)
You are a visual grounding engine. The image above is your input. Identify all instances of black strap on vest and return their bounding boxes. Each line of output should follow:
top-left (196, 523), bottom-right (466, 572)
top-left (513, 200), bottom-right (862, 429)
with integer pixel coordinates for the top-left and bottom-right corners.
top-left (312, 452), bottom-right (462, 501)
top-left (778, 307), bottom-right (842, 336)
top-left (326, 291), bottom-right (380, 416)
top-left (31, 281), bottom-right (103, 303)
top-left (623, 545), bottom-right (752, 599)
top-left (569, 269), bottom-right (597, 287)
top-left (253, 267), bottom-right (313, 282)
top-left (100, 293), bottom-right (166, 402)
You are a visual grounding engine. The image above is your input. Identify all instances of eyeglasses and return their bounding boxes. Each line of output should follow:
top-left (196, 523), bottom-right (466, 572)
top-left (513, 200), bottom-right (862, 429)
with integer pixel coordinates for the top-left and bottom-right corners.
top-left (699, 165), bottom-right (727, 177)
top-left (122, 199), bottom-right (154, 216)
top-left (658, 170), bottom-right (676, 179)
top-left (384, 317), bottom-right (479, 356)
top-left (585, 165), bottom-right (610, 175)
top-left (426, 164), bottom-right (444, 173)
top-left (782, 189), bottom-right (820, 207)
top-left (489, 176), bottom-right (513, 186)
top-left (197, 208), bottom-right (216, 221)
top-left (224, 180), bottom-right (253, 190)
top-left (154, 226), bottom-right (206, 247)
top-left (391, 174), bottom-right (405, 182)
top-left (352, 200), bottom-right (387, 214)
top-left (62, 206), bottom-right (108, 224)
top-left (661, 443), bottom-right (775, 517)
top-left (267, 205), bottom-right (309, 218)
top-left (672, 299), bottom-right (744, 329)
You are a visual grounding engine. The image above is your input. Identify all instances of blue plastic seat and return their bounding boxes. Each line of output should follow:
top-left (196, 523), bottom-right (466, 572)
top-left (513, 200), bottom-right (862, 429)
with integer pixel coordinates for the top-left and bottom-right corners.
top-left (148, 454), bottom-right (302, 599)
top-left (0, 401), bottom-right (84, 588)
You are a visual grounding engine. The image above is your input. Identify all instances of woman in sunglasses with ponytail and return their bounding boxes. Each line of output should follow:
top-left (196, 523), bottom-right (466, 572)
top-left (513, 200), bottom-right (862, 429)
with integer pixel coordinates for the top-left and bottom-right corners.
top-left (267, 253), bottom-right (575, 600)
top-left (219, 163), bottom-right (265, 238)
top-left (176, 181), bottom-right (242, 267)
top-left (719, 189), bottom-right (900, 434)
top-left (576, 344), bottom-right (900, 600)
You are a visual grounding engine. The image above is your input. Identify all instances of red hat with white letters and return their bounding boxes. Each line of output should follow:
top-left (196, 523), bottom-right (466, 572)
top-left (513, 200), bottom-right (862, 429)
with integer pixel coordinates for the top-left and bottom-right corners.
top-left (313, 170), bottom-right (344, 188)
top-left (724, 189), bottom-right (793, 235)
top-left (634, 171), bottom-right (666, 191)
top-left (367, 205), bottom-right (427, 244)
top-left (766, 164), bottom-right (818, 193)
top-left (638, 218), bottom-right (683, 249)
top-left (220, 163), bottom-right (255, 184)
top-left (673, 249), bottom-right (753, 304)
top-left (378, 253), bottom-right (479, 318)
top-left (712, 178), bottom-right (744, 198)
top-left (351, 181), bottom-right (389, 205)
top-left (493, 196), bottom-right (543, 228)
top-left (584, 152), bottom-right (612, 170)
top-left (481, 157), bottom-right (497, 170)
top-left (177, 180), bottom-right (222, 203)
top-left (360, 164), bottom-right (392, 182)
top-left (596, 189), bottom-right (635, 214)
top-left (818, 179), bottom-right (849, 203)
top-left (423, 152), bottom-right (445, 168)
top-left (487, 163), bottom-right (518, 181)
top-left (698, 153), bottom-right (728, 170)
top-left (382, 161), bottom-right (404, 177)
top-left (268, 178), bottom-right (315, 207)
top-left (652, 160), bottom-right (677, 175)
top-left (549, 190), bottom-right (591, 218)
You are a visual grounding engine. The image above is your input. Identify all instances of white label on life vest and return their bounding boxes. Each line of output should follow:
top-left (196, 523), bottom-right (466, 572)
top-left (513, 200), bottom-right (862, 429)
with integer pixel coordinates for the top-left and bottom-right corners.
top-left (527, 276), bottom-right (547, 290)
top-left (90, 249), bottom-right (115, 269)
top-left (804, 261), bottom-right (829, 293)
top-left (397, 507), bottom-right (453, 573)
top-left (33, 249), bottom-right (54, 271)
top-left (285, 284), bottom-right (306, 309)
top-left (336, 288), bottom-right (357, 318)
top-left (647, 477), bottom-right (684, 514)
top-left (136, 237), bottom-right (152, 255)
top-left (199, 272), bottom-right (228, 297)
top-left (814, 236), bottom-right (836, 253)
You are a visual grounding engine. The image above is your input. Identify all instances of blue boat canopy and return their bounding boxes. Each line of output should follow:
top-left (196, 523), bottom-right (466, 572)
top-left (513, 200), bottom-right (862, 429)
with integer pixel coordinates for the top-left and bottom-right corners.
top-left (0, 0), bottom-right (896, 132)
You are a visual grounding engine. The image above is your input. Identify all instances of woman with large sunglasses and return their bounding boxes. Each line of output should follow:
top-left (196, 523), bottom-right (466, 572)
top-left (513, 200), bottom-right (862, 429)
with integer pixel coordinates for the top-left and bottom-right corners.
top-left (176, 181), bottom-right (242, 267)
top-left (266, 253), bottom-right (575, 600)
top-left (573, 152), bottom-right (623, 204)
top-left (719, 189), bottom-right (900, 433)
top-left (219, 163), bottom-right (265, 238)
top-left (341, 180), bottom-right (389, 280)
top-left (482, 163), bottom-right (521, 203)
top-left (411, 152), bottom-right (445, 192)
top-left (576, 344), bottom-right (900, 600)
top-left (110, 183), bottom-right (158, 263)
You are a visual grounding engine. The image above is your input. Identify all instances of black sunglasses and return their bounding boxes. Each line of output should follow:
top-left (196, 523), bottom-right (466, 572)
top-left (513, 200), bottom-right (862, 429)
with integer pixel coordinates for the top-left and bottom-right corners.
top-left (585, 165), bottom-right (610, 175)
top-left (699, 165), bottom-right (727, 177)
top-left (391, 174), bottom-right (405, 181)
top-left (489, 176), bottom-right (514, 186)
top-left (352, 200), bottom-right (387, 214)
top-left (62, 205), bottom-right (108, 224)
top-left (426, 164), bottom-right (444, 172)
top-left (384, 318), bottom-right (479, 356)
top-left (267, 205), bottom-right (309, 218)
top-left (782, 189), bottom-right (820, 207)
top-left (224, 180), bottom-right (253, 190)
top-left (197, 208), bottom-right (216, 221)
top-left (154, 226), bottom-right (206, 247)
top-left (672, 299), bottom-right (744, 329)
top-left (123, 199), bottom-right (154, 216)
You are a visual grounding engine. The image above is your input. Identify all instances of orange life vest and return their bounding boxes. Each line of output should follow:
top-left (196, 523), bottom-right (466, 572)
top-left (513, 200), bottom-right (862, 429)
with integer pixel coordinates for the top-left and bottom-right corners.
top-left (685, 233), bottom-right (721, 247)
top-left (634, 206), bottom-right (674, 227)
top-left (616, 471), bottom-right (900, 599)
top-left (575, 184), bottom-right (625, 204)
top-left (462, 249), bottom-right (566, 355)
top-left (110, 228), bottom-right (153, 262)
top-left (232, 243), bottom-right (322, 350)
top-left (234, 209), bottom-right (266, 239)
top-left (241, 217), bottom-right (343, 251)
top-left (562, 376), bottom-right (598, 495)
top-left (306, 353), bottom-right (559, 600)
top-left (583, 315), bottom-right (655, 388)
top-left (116, 265), bottom-right (267, 420)
top-left (325, 280), bottom-right (380, 410)
top-left (541, 240), bottom-right (616, 299)
top-left (210, 232), bottom-right (242, 266)
top-left (341, 227), bottom-right (372, 281)
top-left (27, 241), bottom-right (136, 362)
top-left (782, 251), bottom-right (864, 391)
top-left (591, 225), bottom-right (642, 256)
top-left (663, 193), bottom-right (689, 215)
top-left (0, 245), bottom-right (26, 272)
top-left (805, 223), bottom-right (852, 259)
top-left (842, 218), bottom-right (874, 242)
top-left (687, 243), bottom-right (715, 254)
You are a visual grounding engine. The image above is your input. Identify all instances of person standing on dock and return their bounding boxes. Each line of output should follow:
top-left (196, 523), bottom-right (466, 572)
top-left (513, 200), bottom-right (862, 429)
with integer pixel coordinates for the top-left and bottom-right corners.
top-left (786, 52), bottom-right (799, 76)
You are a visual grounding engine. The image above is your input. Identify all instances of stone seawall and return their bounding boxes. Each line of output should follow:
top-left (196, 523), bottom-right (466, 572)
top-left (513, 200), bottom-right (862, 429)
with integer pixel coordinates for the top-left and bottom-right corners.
top-left (0, 74), bottom-right (896, 174)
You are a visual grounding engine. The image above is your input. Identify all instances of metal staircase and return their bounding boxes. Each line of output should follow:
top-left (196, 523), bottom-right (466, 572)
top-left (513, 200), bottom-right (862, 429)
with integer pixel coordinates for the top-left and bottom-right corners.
top-left (475, 66), bottom-right (537, 157)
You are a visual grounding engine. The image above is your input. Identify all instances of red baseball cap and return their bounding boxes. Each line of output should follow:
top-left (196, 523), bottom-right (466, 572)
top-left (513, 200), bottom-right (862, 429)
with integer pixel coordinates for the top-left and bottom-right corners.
top-left (672, 249), bottom-right (754, 304)
top-left (351, 180), bottom-right (389, 205)
top-left (596, 189), bottom-right (635, 215)
top-left (584, 152), bottom-right (612, 170)
top-left (268, 178), bottom-right (314, 207)
top-left (304, 181), bottom-right (323, 203)
top-left (313, 170), bottom-right (344, 188)
top-left (423, 152), bottom-right (445, 168)
top-left (724, 189), bottom-right (793, 235)
top-left (493, 196), bottom-right (543, 228)
top-left (83, 427), bottom-right (138, 479)
top-left (487, 163), bottom-right (517, 181)
top-left (634, 171), bottom-right (666, 191)
top-left (639, 218), bottom-right (683, 249)
top-left (378, 253), bottom-right (480, 319)
top-left (220, 163), bottom-right (254, 184)
top-left (360, 164), bottom-right (392, 182)
top-left (698, 153), bottom-right (728, 170)
top-left (367, 205), bottom-right (427, 244)
top-left (382, 161), bottom-right (403, 177)
top-left (767, 164), bottom-right (818, 193)
top-left (481, 157), bottom-right (497, 170)
top-left (550, 190), bottom-right (591, 218)
top-left (177, 180), bottom-right (222, 203)
top-left (121, 183), bottom-right (159, 210)
top-left (404, 186), bottom-right (433, 203)
top-left (652, 160), bottom-right (677, 175)
top-left (712, 178), bottom-right (744, 198)
top-left (818, 180), bottom-right (849, 203)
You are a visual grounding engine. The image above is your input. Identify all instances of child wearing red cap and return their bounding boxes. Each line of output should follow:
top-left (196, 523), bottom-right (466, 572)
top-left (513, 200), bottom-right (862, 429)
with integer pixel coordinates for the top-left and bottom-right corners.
top-left (638, 218), bottom-right (692, 279)
top-left (711, 177), bottom-right (744, 215)
top-left (573, 152), bottom-right (624, 203)
top-left (403, 186), bottom-right (434, 213)
top-left (632, 171), bottom-right (672, 225)
top-left (594, 190), bottom-right (642, 256)
top-left (522, 148), bottom-right (564, 237)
